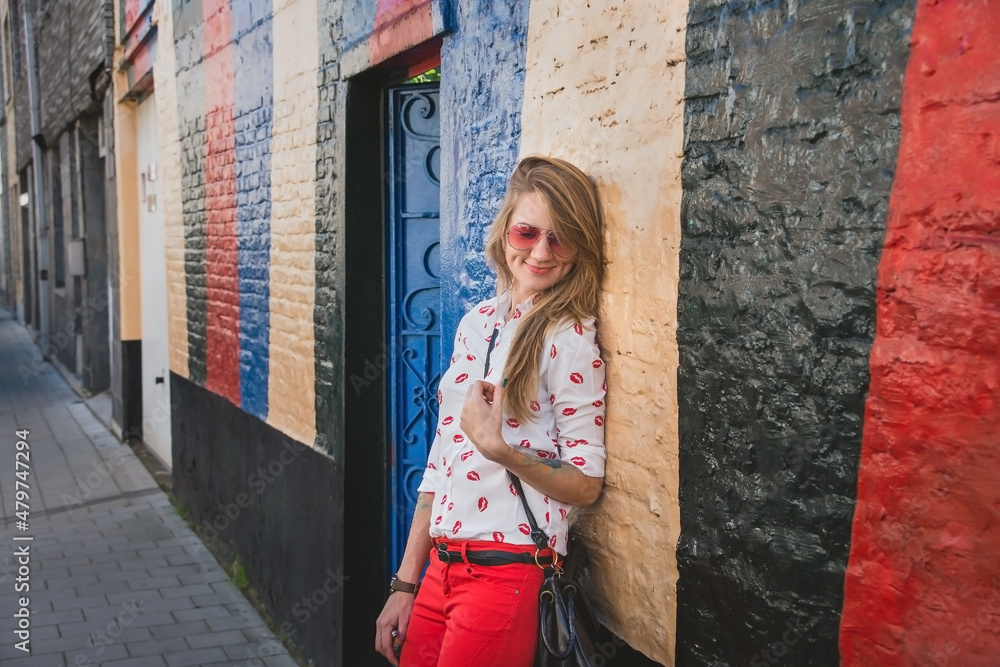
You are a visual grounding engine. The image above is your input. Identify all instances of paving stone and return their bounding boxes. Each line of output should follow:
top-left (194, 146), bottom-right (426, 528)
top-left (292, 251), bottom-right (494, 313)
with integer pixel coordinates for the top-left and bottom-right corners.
top-left (125, 637), bottom-right (189, 658)
top-left (205, 612), bottom-right (260, 633)
top-left (128, 575), bottom-right (182, 591)
top-left (160, 583), bottom-right (215, 599)
top-left (148, 619), bottom-right (210, 640)
top-left (31, 607), bottom-right (86, 627)
top-left (76, 580), bottom-right (133, 598)
top-left (100, 655), bottom-right (167, 667)
top-left (173, 605), bottom-right (236, 623)
top-left (164, 646), bottom-right (228, 666)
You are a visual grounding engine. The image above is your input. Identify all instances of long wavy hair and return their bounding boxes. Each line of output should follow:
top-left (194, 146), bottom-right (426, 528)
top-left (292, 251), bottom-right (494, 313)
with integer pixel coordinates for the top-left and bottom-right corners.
top-left (485, 155), bottom-right (605, 422)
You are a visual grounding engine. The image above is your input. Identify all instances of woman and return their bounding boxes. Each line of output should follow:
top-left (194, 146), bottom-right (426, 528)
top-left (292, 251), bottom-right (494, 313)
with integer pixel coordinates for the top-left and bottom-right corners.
top-left (375, 155), bottom-right (607, 666)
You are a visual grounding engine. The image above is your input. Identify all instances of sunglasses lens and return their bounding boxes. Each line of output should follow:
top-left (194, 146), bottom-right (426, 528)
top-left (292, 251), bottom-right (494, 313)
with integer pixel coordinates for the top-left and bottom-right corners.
top-left (508, 224), bottom-right (541, 250)
top-left (546, 232), bottom-right (566, 257)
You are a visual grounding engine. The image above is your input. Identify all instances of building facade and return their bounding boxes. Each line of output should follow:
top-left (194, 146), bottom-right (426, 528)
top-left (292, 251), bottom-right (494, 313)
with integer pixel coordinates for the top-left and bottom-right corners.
top-left (2, 0), bottom-right (996, 665)
top-left (0, 0), bottom-right (115, 398)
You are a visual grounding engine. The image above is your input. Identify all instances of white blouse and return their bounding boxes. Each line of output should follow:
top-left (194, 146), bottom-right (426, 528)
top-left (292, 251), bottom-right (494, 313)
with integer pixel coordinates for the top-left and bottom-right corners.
top-left (417, 291), bottom-right (607, 554)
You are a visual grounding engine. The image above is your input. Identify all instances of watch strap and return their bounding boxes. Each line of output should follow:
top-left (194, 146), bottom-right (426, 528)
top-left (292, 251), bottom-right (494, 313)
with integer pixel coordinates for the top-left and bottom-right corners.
top-left (389, 574), bottom-right (418, 594)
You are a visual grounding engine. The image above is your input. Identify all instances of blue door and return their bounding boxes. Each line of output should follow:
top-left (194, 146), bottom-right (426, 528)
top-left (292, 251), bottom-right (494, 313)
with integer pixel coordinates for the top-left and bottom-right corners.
top-left (387, 84), bottom-right (441, 572)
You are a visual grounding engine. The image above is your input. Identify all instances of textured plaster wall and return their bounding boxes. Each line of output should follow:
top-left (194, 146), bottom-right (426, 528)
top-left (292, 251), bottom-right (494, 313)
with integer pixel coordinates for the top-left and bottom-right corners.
top-left (267, 0), bottom-right (317, 446)
top-left (519, 2), bottom-right (686, 664)
top-left (110, 88), bottom-right (142, 341)
top-left (676, 0), bottom-right (915, 664)
top-left (438, 0), bottom-right (530, 352)
top-left (155, 0), bottom-right (189, 378)
top-left (841, 1), bottom-right (1000, 664)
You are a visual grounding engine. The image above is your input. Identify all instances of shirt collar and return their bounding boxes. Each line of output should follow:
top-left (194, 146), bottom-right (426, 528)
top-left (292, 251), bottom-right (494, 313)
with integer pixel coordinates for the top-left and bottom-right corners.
top-left (496, 290), bottom-right (540, 324)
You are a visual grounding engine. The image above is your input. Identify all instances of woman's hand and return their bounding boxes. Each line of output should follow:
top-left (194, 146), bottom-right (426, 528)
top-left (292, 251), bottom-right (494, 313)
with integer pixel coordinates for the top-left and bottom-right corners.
top-left (374, 492), bottom-right (433, 664)
top-left (461, 381), bottom-right (513, 465)
top-left (461, 381), bottom-right (603, 507)
top-left (375, 592), bottom-right (415, 666)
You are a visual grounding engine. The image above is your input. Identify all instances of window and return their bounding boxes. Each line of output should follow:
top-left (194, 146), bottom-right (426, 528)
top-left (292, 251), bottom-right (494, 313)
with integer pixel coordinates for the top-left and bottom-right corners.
top-left (49, 146), bottom-right (65, 289)
top-left (9, 0), bottom-right (22, 79)
top-left (0, 21), bottom-right (7, 101)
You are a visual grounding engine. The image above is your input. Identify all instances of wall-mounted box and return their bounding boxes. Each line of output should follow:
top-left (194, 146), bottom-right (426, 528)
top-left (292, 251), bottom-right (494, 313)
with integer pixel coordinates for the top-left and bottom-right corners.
top-left (68, 238), bottom-right (87, 277)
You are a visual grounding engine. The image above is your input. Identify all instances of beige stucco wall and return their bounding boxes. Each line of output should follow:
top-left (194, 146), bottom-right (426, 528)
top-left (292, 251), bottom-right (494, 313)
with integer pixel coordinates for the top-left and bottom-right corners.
top-left (267, 0), bottom-right (318, 446)
top-left (154, 0), bottom-right (189, 378)
top-left (520, 1), bottom-right (687, 664)
top-left (111, 73), bottom-right (142, 341)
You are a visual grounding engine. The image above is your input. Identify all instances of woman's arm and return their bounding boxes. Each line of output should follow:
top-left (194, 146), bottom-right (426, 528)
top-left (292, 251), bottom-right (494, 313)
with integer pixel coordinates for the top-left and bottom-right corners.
top-left (461, 381), bottom-right (603, 507)
top-left (500, 443), bottom-right (603, 507)
top-left (375, 492), bottom-right (434, 666)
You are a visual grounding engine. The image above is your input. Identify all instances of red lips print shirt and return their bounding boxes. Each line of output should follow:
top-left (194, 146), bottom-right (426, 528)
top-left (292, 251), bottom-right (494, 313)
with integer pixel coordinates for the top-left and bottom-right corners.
top-left (418, 291), bottom-right (607, 555)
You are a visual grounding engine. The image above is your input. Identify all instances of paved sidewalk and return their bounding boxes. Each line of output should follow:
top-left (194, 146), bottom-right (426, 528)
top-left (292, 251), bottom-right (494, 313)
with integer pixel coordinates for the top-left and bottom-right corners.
top-left (0, 309), bottom-right (298, 667)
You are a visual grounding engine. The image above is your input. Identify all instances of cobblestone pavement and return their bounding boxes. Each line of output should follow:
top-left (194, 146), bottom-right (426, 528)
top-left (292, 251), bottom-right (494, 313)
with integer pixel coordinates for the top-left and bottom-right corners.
top-left (0, 309), bottom-right (298, 666)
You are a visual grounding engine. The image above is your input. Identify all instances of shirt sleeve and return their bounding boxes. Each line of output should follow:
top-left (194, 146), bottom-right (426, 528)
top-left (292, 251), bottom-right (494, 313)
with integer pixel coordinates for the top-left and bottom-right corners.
top-left (546, 320), bottom-right (607, 477)
top-left (417, 430), bottom-right (443, 494)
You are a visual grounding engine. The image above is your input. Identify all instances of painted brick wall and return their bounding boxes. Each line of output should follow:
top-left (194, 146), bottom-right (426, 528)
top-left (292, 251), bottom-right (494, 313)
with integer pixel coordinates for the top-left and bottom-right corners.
top-left (312, 0), bottom-right (345, 459)
top-left (33, 0), bottom-right (110, 145)
top-left (10, 1), bottom-right (31, 171)
top-left (154, 0), bottom-right (188, 379)
top-left (676, 0), bottom-right (916, 664)
top-left (174, 0), bottom-right (208, 386)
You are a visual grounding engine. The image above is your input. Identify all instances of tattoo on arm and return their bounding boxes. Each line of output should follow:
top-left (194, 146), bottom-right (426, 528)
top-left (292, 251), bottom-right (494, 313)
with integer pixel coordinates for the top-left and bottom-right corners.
top-left (513, 450), bottom-right (562, 473)
top-left (414, 492), bottom-right (433, 512)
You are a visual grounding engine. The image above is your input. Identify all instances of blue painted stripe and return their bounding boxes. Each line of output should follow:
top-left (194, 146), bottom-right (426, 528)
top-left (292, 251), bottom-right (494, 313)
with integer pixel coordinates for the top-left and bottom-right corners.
top-left (439, 1), bottom-right (530, 372)
top-left (233, 0), bottom-right (273, 420)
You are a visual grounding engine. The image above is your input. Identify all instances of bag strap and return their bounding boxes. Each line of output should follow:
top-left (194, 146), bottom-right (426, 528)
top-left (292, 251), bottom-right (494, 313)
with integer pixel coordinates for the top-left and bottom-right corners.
top-left (508, 471), bottom-right (551, 551)
top-left (481, 320), bottom-right (553, 553)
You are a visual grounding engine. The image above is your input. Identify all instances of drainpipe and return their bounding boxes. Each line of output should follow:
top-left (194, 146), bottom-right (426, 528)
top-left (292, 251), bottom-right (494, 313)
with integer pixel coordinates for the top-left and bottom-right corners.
top-left (22, 0), bottom-right (50, 357)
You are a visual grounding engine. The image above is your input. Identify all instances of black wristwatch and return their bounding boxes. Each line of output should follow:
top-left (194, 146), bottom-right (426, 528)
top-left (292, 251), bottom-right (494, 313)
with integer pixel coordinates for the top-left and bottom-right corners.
top-left (389, 573), bottom-right (419, 595)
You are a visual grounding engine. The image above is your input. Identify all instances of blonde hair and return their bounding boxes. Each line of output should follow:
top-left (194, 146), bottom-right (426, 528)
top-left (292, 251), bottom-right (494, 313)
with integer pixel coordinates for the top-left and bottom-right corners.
top-left (485, 155), bottom-right (605, 422)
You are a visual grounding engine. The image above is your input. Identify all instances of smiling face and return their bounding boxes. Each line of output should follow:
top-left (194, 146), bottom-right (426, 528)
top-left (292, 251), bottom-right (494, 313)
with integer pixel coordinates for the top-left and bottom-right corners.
top-left (505, 191), bottom-right (575, 305)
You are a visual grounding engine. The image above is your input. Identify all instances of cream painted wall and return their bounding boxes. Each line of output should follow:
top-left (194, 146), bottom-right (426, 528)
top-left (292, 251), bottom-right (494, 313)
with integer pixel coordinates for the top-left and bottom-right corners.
top-left (111, 79), bottom-right (142, 342)
top-left (153, 0), bottom-right (189, 379)
top-left (520, 1), bottom-right (687, 663)
top-left (267, 0), bottom-right (318, 446)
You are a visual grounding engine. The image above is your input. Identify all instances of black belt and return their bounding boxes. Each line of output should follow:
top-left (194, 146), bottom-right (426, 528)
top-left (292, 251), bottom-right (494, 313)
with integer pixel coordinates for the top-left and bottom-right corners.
top-left (435, 544), bottom-right (556, 567)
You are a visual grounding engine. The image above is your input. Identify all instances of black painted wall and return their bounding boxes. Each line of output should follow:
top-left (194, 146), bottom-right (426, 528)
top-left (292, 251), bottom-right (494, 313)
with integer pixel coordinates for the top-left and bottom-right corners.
top-left (675, 0), bottom-right (916, 664)
top-left (171, 374), bottom-right (344, 666)
top-left (119, 339), bottom-right (142, 445)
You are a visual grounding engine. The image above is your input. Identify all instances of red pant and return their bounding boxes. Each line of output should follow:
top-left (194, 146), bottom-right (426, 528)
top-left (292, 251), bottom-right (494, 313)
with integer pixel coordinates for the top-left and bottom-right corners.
top-left (400, 541), bottom-right (546, 667)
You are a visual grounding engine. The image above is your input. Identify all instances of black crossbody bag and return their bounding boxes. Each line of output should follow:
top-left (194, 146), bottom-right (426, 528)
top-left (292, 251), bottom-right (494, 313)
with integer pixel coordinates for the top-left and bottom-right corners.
top-left (509, 473), bottom-right (603, 667)
top-left (484, 327), bottom-right (604, 666)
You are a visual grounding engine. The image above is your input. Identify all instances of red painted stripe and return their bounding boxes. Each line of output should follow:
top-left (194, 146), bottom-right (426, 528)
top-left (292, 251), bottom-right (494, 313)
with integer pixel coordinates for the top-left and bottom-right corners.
top-left (375, 0), bottom-right (420, 28)
top-left (370, 0), bottom-right (433, 67)
top-left (202, 0), bottom-right (240, 405)
top-left (841, 1), bottom-right (1000, 665)
top-left (123, 0), bottom-right (142, 35)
